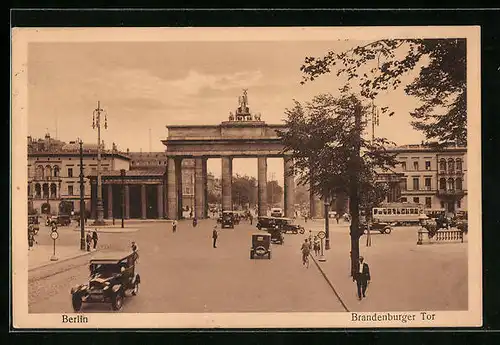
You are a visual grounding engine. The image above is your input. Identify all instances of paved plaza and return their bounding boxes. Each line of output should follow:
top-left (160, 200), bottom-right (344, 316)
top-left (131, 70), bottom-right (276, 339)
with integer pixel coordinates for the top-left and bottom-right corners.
top-left (27, 218), bottom-right (468, 314)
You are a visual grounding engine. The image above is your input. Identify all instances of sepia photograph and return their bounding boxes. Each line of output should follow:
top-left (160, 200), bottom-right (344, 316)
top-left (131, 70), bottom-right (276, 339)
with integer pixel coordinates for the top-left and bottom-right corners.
top-left (11, 26), bottom-right (481, 328)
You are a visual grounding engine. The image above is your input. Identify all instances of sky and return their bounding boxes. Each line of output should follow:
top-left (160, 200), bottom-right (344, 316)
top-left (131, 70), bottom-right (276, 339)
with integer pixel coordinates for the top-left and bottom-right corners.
top-left (27, 39), bottom-right (427, 184)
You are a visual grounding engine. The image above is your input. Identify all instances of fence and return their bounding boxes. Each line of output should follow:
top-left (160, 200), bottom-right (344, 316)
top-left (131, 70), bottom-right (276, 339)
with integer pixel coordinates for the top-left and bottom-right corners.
top-left (417, 228), bottom-right (464, 245)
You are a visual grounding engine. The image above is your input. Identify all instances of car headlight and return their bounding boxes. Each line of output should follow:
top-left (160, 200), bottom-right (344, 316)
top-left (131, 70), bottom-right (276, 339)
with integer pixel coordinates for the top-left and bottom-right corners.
top-left (103, 286), bottom-right (109, 290)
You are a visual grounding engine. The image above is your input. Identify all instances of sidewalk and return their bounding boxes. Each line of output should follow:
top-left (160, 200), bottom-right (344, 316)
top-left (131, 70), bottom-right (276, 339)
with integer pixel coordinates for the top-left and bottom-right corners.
top-left (28, 245), bottom-right (93, 271)
top-left (310, 226), bottom-right (468, 312)
top-left (72, 225), bottom-right (140, 233)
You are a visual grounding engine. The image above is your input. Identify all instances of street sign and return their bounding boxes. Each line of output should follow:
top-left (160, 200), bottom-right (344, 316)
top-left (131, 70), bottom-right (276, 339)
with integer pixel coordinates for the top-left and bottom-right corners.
top-left (318, 231), bottom-right (326, 239)
top-left (50, 231), bottom-right (59, 240)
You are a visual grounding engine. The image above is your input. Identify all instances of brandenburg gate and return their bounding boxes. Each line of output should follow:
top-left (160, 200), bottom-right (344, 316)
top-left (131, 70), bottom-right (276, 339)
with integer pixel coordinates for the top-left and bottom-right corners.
top-left (162, 90), bottom-right (299, 220)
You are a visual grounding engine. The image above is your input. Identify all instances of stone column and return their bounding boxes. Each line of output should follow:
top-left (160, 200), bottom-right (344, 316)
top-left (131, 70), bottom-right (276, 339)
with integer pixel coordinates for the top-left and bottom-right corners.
top-left (258, 157), bottom-right (268, 216)
top-left (221, 156), bottom-right (233, 211)
top-left (157, 184), bottom-right (164, 219)
top-left (176, 159), bottom-right (183, 219)
top-left (124, 184), bottom-right (130, 219)
top-left (194, 157), bottom-right (204, 219)
top-left (167, 157), bottom-right (178, 220)
top-left (107, 184), bottom-right (113, 219)
top-left (283, 156), bottom-right (295, 218)
top-left (202, 158), bottom-right (208, 218)
top-left (141, 184), bottom-right (147, 219)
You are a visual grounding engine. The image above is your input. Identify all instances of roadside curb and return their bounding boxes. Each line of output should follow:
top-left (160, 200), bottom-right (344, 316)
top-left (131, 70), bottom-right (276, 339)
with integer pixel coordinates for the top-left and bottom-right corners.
top-left (310, 254), bottom-right (350, 312)
top-left (28, 250), bottom-right (92, 272)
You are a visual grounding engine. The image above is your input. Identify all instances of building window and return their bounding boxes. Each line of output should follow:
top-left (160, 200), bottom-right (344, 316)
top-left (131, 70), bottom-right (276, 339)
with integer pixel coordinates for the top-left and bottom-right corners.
top-left (401, 179), bottom-right (407, 191)
top-left (413, 197), bottom-right (420, 204)
top-left (400, 197), bottom-right (407, 202)
top-left (401, 162), bottom-right (406, 171)
top-left (425, 161), bottom-right (431, 170)
top-left (412, 177), bottom-right (419, 190)
top-left (439, 178), bottom-right (446, 190)
top-left (447, 178), bottom-right (455, 190)
top-left (36, 165), bottom-right (44, 179)
top-left (448, 158), bottom-right (455, 173)
top-left (413, 161), bottom-right (419, 171)
top-left (68, 185), bottom-right (74, 195)
top-left (457, 200), bottom-right (461, 209)
top-left (456, 178), bottom-right (463, 190)
top-left (425, 197), bottom-right (432, 208)
top-left (456, 158), bottom-right (462, 171)
top-left (425, 177), bottom-right (431, 190)
top-left (68, 168), bottom-right (73, 178)
top-left (35, 183), bottom-right (41, 198)
top-left (54, 166), bottom-right (60, 177)
top-left (439, 158), bottom-right (446, 171)
top-left (45, 165), bottom-right (52, 178)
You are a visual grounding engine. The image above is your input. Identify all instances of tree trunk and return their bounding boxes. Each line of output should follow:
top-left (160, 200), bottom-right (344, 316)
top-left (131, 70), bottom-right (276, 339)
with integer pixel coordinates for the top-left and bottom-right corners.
top-left (349, 102), bottom-right (363, 277)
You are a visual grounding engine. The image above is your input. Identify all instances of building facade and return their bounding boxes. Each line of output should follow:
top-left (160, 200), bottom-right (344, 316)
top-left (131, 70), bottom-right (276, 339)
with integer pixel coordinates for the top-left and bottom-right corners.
top-left (387, 143), bottom-right (467, 214)
top-left (28, 134), bottom-right (130, 215)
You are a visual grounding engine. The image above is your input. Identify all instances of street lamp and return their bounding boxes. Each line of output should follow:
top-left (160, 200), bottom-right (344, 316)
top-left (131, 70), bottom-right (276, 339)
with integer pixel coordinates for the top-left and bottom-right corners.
top-left (120, 169), bottom-right (126, 228)
top-left (78, 139), bottom-right (86, 250)
top-left (91, 101), bottom-right (107, 226)
top-left (324, 197), bottom-right (331, 250)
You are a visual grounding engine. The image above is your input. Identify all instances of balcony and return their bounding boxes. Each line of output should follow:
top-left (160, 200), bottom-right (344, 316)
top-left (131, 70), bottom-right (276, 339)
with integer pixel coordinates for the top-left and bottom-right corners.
top-left (437, 189), bottom-right (465, 197)
top-left (31, 176), bottom-right (63, 182)
top-left (437, 170), bottom-right (464, 176)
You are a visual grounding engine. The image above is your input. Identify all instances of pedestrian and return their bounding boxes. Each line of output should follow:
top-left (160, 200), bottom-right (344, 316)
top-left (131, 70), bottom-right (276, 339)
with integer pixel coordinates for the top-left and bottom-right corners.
top-left (336, 213), bottom-right (340, 224)
top-left (353, 256), bottom-right (371, 301)
top-left (131, 241), bottom-right (139, 263)
top-left (172, 220), bottom-right (177, 233)
top-left (85, 231), bottom-right (92, 252)
top-left (249, 213), bottom-right (253, 225)
top-left (212, 225), bottom-right (218, 248)
top-left (92, 229), bottom-right (99, 250)
top-left (189, 210), bottom-right (193, 219)
top-left (304, 214), bottom-right (308, 223)
top-left (313, 236), bottom-right (320, 256)
top-left (192, 217), bottom-right (198, 227)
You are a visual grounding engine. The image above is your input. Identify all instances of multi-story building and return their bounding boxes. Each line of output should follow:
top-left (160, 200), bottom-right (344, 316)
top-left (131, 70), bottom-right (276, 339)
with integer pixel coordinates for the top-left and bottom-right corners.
top-left (28, 134), bottom-right (130, 215)
top-left (386, 143), bottom-right (467, 214)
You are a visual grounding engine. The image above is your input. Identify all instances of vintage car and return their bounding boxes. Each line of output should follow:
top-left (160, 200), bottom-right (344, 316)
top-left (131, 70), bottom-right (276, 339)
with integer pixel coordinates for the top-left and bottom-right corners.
top-left (219, 211), bottom-right (236, 229)
top-left (256, 216), bottom-right (305, 234)
top-left (46, 214), bottom-right (71, 227)
top-left (250, 233), bottom-right (272, 259)
top-left (70, 251), bottom-right (141, 311)
top-left (268, 228), bottom-right (284, 245)
top-left (270, 207), bottom-right (283, 217)
top-left (361, 221), bottom-right (393, 234)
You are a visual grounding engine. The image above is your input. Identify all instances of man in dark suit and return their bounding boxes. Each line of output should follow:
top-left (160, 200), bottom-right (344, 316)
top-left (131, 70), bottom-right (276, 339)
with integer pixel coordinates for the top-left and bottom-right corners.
top-left (353, 256), bottom-right (371, 300)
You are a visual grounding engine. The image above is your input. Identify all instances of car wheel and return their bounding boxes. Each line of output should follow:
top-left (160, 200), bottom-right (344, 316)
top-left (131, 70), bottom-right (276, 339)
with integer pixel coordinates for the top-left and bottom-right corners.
top-left (111, 292), bottom-right (124, 311)
top-left (72, 294), bottom-right (82, 312)
top-left (299, 228), bottom-right (305, 234)
top-left (384, 227), bottom-right (392, 234)
top-left (268, 252), bottom-right (272, 259)
top-left (132, 281), bottom-right (139, 296)
top-left (257, 224), bottom-right (261, 230)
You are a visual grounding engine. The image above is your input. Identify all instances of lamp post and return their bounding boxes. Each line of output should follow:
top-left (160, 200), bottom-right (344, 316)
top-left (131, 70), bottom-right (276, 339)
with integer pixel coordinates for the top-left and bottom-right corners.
top-left (79, 139), bottom-right (86, 250)
top-left (92, 101), bottom-right (107, 226)
top-left (120, 169), bottom-right (125, 228)
top-left (324, 197), bottom-right (331, 250)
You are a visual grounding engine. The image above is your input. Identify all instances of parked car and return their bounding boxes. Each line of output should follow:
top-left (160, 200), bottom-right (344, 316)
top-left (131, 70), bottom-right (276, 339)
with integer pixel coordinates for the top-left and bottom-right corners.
top-left (46, 214), bottom-right (71, 226)
top-left (70, 251), bottom-right (141, 312)
top-left (361, 221), bottom-right (393, 234)
top-left (250, 233), bottom-right (272, 259)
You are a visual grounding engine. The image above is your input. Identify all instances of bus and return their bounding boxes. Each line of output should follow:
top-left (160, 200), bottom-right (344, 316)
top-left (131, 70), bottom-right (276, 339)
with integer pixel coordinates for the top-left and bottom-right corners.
top-left (372, 202), bottom-right (424, 225)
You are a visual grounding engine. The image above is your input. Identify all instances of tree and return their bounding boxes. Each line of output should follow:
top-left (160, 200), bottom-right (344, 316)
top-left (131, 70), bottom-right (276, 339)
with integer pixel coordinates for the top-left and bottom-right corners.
top-left (294, 183), bottom-right (309, 206)
top-left (232, 174), bottom-right (257, 208)
top-left (267, 180), bottom-right (283, 207)
top-left (278, 92), bottom-right (397, 275)
top-left (300, 39), bottom-right (466, 145)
